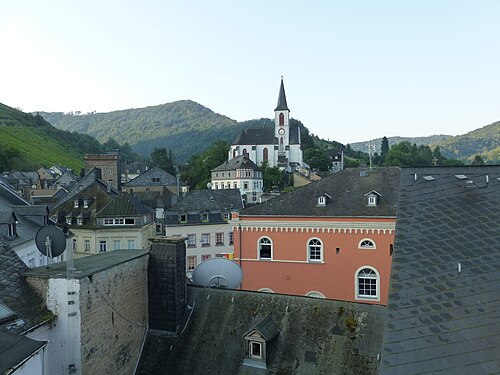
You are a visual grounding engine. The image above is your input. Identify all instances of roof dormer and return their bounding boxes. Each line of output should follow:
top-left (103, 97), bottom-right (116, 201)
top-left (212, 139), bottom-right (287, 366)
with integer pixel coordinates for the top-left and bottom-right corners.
top-left (365, 190), bottom-right (381, 206)
top-left (316, 193), bottom-right (331, 207)
top-left (242, 315), bottom-right (279, 370)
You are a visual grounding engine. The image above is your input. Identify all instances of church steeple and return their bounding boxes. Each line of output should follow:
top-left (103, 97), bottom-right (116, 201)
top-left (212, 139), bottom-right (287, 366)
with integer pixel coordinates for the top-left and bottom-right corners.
top-left (274, 76), bottom-right (289, 111)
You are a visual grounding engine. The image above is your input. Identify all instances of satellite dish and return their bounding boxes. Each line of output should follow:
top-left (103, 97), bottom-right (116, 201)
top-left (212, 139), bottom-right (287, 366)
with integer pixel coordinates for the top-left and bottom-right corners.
top-left (35, 226), bottom-right (66, 257)
top-left (192, 258), bottom-right (242, 289)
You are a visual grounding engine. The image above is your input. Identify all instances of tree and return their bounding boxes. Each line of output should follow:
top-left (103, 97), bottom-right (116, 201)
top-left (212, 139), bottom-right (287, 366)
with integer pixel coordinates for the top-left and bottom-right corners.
top-left (261, 161), bottom-right (283, 191)
top-left (150, 147), bottom-right (176, 175)
top-left (432, 145), bottom-right (443, 165)
top-left (182, 140), bottom-right (229, 189)
top-left (379, 137), bottom-right (389, 165)
top-left (471, 154), bottom-right (485, 165)
top-left (304, 148), bottom-right (332, 171)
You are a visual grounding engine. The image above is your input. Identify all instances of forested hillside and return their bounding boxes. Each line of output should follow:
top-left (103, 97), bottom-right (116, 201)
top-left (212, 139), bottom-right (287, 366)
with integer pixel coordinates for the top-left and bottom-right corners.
top-left (0, 103), bottom-right (102, 171)
top-left (39, 100), bottom-right (245, 162)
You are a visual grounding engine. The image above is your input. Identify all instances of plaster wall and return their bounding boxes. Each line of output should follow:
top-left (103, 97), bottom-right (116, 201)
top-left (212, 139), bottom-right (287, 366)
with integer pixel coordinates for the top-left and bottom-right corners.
top-left (233, 216), bottom-right (395, 304)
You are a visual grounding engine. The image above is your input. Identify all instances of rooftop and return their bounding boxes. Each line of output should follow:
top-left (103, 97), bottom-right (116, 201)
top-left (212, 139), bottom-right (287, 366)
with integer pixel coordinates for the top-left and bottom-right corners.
top-left (23, 250), bottom-right (148, 280)
top-left (138, 286), bottom-right (386, 375)
top-left (381, 165), bottom-right (500, 374)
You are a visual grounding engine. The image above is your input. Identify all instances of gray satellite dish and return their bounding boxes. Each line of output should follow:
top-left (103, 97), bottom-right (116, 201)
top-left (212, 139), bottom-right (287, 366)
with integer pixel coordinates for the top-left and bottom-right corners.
top-left (192, 258), bottom-right (243, 289)
top-left (35, 226), bottom-right (66, 258)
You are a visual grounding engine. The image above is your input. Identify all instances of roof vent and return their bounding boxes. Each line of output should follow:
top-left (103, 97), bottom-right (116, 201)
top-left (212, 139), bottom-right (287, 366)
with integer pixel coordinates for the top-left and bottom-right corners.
top-left (209, 196), bottom-right (215, 201)
top-left (465, 180), bottom-right (475, 188)
top-left (423, 175), bottom-right (435, 181)
top-left (359, 171), bottom-right (368, 177)
top-left (455, 174), bottom-right (467, 180)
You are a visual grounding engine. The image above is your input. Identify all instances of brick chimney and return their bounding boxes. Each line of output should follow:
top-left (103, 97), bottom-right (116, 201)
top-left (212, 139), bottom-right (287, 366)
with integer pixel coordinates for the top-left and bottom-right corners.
top-left (148, 236), bottom-right (187, 334)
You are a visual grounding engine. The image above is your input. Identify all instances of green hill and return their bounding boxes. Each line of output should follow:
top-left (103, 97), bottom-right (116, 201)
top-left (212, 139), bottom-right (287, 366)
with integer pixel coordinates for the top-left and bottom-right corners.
top-left (39, 100), bottom-right (245, 162)
top-left (0, 103), bottom-right (102, 171)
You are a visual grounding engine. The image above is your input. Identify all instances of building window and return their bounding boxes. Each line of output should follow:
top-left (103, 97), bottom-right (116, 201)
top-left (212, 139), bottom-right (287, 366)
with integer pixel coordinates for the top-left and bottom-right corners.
top-left (279, 112), bottom-right (284, 126)
top-left (84, 240), bottom-right (91, 252)
top-left (201, 254), bottom-right (211, 262)
top-left (263, 147), bottom-right (268, 162)
top-left (152, 177), bottom-right (160, 183)
top-left (233, 182), bottom-right (238, 189)
top-left (83, 199), bottom-right (90, 208)
top-left (317, 196), bottom-right (326, 206)
top-left (108, 179), bottom-right (113, 187)
top-left (201, 233), bottom-right (210, 247)
top-left (258, 237), bottom-right (272, 260)
top-left (244, 182), bottom-right (248, 190)
top-left (201, 211), bottom-right (209, 222)
top-left (125, 218), bottom-right (135, 225)
top-left (127, 240), bottom-right (136, 249)
top-left (250, 341), bottom-right (262, 359)
top-left (306, 291), bottom-right (326, 299)
top-left (113, 240), bottom-right (120, 250)
top-left (358, 239), bottom-right (376, 249)
top-left (72, 239), bottom-right (77, 252)
top-left (368, 196), bottom-right (377, 206)
top-left (187, 256), bottom-right (197, 271)
top-left (243, 148), bottom-right (248, 155)
top-left (179, 213), bottom-right (187, 223)
top-left (77, 218), bottom-right (83, 226)
top-left (215, 182), bottom-right (218, 189)
top-left (223, 212), bottom-right (231, 220)
top-left (187, 234), bottom-right (196, 248)
top-left (308, 238), bottom-right (323, 262)
top-left (258, 288), bottom-right (274, 293)
top-left (216, 232), bottom-right (224, 246)
top-left (356, 267), bottom-right (379, 300)
top-left (66, 217), bottom-right (72, 225)
top-left (229, 232), bottom-right (234, 245)
top-left (99, 241), bottom-right (107, 253)
top-left (8, 223), bottom-right (17, 237)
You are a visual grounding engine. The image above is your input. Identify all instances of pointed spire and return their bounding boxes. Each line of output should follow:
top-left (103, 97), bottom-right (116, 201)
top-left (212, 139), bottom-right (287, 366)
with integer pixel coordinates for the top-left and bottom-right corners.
top-left (274, 76), bottom-right (289, 111)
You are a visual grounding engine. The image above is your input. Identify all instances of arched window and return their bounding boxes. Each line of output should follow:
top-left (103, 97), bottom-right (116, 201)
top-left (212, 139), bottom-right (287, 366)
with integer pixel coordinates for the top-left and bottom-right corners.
top-left (258, 237), bottom-right (272, 259)
top-left (258, 288), bottom-right (274, 293)
top-left (243, 148), bottom-right (248, 155)
top-left (358, 238), bottom-right (376, 249)
top-left (306, 291), bottom-right (326, 299)
top-left (279, 113), bottom-right (284, 126)
top-left (263, 147), bottom-right (268, 162)
top-left (233, 149), bottom-right (237, 158)
top-left (355, 267), bottom-right (379, 300)
top-left (308, 238), bottom-right (323, 262)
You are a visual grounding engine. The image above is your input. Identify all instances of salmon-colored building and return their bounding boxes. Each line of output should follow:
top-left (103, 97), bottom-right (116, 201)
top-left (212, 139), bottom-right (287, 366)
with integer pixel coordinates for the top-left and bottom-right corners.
top-left (232, 168), bottom-right (401, 305)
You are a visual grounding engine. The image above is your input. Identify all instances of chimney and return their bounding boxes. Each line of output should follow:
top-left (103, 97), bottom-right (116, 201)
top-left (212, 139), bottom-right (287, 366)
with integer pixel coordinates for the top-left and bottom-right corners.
top-left (148, 236), bottom-right (187, 334)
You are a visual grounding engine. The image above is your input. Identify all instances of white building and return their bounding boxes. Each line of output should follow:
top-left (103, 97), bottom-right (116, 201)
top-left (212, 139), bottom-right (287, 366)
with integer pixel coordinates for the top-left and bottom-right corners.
top-left (229, 78), bottom-right (303, 171)
top-left (211, 155), bottom-right (263, 204)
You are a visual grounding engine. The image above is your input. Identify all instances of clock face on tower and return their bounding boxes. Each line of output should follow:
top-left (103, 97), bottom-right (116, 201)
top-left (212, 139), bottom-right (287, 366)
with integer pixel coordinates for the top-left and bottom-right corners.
top-left (278, 128), bottom-right (285, 135)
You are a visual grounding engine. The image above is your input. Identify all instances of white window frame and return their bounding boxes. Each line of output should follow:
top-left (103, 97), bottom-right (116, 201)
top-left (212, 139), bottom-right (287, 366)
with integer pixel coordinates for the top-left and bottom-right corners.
top-left (187, 234), bottom-right (196, 248)
top-left (317, 196), bottom-right (326, 206)
top-left (84, 240), bottom-right (91, 252)
top-left (113, 240), bottom-right (121, 250)
top-left (258, 237), bottom-right (273, 260)
top-left (367, 195), bottom-right (377, 206)
top-left (127, 240), bottom-right (136, 249)
top-left (249, 341), bottom-right (262, 359)
top-left (74, 200), bottom-right (79, 208)
top-left (229, 231), bottom-right (234, 245)
top-left (201, 233), bottom-right (210, 247)
top-left (358, 238), bottom-right (376, 249)
top-left (306, 291), bottom-right (326, 298)
top-left (355, 266), bottom-right (380, 301)
top-left (216, 232), bottom-right (224, 246)
top-left (307, 238), bottom-right (323, 262)
top-left (187, 255), bottom-right (197, 271)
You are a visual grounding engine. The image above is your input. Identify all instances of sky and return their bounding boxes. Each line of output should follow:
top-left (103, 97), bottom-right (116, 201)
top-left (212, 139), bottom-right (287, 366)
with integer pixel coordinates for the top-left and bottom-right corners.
top-left (1, 1), bottom-right (500, 145)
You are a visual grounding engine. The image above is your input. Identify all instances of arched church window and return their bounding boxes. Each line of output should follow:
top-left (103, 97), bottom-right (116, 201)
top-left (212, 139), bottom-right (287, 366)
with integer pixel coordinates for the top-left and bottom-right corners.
top-left (279, 113), bottom-right (284, 126)
top-left (243, 148), bottom-right (248, 155)
top-left (263, 148), bottom-right (268, 162)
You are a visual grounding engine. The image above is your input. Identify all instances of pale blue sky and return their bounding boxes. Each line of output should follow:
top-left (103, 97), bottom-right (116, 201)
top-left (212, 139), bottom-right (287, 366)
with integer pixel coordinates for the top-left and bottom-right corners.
top-left (1, 1), bottom-right (499, 144)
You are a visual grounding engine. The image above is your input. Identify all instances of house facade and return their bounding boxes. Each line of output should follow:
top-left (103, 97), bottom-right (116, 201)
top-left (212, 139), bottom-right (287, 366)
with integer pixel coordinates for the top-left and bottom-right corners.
top-left (232, 168), bottom-right (400, 305)
top-left (164, 189), bottom-right (244, 278)
top-left (210, 155), bottom-right (263, 204)
top-left (229, 78), bottom-right (303, 171)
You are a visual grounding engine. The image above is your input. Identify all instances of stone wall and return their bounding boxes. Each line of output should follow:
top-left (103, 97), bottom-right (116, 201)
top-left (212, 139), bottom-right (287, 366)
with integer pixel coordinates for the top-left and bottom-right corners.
top-left (79, 254), bottom-right (148, 375)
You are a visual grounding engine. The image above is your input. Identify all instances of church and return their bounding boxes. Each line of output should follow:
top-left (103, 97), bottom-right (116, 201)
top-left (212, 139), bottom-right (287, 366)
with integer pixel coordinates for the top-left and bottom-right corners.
top-left (228, 78), bottom-right (304, 171)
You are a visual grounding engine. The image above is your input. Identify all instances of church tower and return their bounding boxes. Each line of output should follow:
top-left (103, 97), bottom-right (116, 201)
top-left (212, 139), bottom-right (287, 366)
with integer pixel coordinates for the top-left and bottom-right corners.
top-left (274, 77), bottom-right (290, 159)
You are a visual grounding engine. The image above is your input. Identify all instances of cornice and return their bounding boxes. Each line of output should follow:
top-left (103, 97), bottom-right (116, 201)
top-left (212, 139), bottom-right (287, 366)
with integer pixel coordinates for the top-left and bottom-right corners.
top-left (231, 219), bottom-right (395, 235)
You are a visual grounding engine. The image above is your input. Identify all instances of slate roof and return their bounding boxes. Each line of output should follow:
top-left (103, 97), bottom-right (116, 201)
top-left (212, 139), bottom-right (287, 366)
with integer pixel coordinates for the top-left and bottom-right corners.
top-left (124, 165), bottom-right (186, 187)
top-left (241, 167), bottom-right (401, 217)
top-left (244, 315), bottom-right (280, 341)
top-left (0, 327), bottom-right (47, 373)
top-left (138, 286), bottom-right (386, 375)
top-left (212, 155), bottom-right (262, 172)
top-left (0, 244), bottom-right (47, 332)
top-left (0, 178), bottom-right (28, 206)
top-left (96, 192), bottom-right (155, 217)
top-left (380, 166), bottom-right (500, 375)
top-left (275, 78), bottom-right (289, 111)
top-left (164, 189), bottom-right (244, 226)
top-left (231, 124), bottom-right (301, 146)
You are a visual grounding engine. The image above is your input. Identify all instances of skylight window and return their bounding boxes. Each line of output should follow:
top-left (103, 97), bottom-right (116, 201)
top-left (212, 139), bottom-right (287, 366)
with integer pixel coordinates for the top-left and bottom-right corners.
top-left (423, 176), bottom-right (435, 181)
top-left (455, 174), bottom-right (467, 180)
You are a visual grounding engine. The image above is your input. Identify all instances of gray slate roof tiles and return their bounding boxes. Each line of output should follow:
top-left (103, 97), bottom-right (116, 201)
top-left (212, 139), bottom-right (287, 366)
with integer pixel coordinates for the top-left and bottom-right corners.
top-left (241, 167), bottom-right (401, 217)
top-left (380, 166), bottom-right (500, 375)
